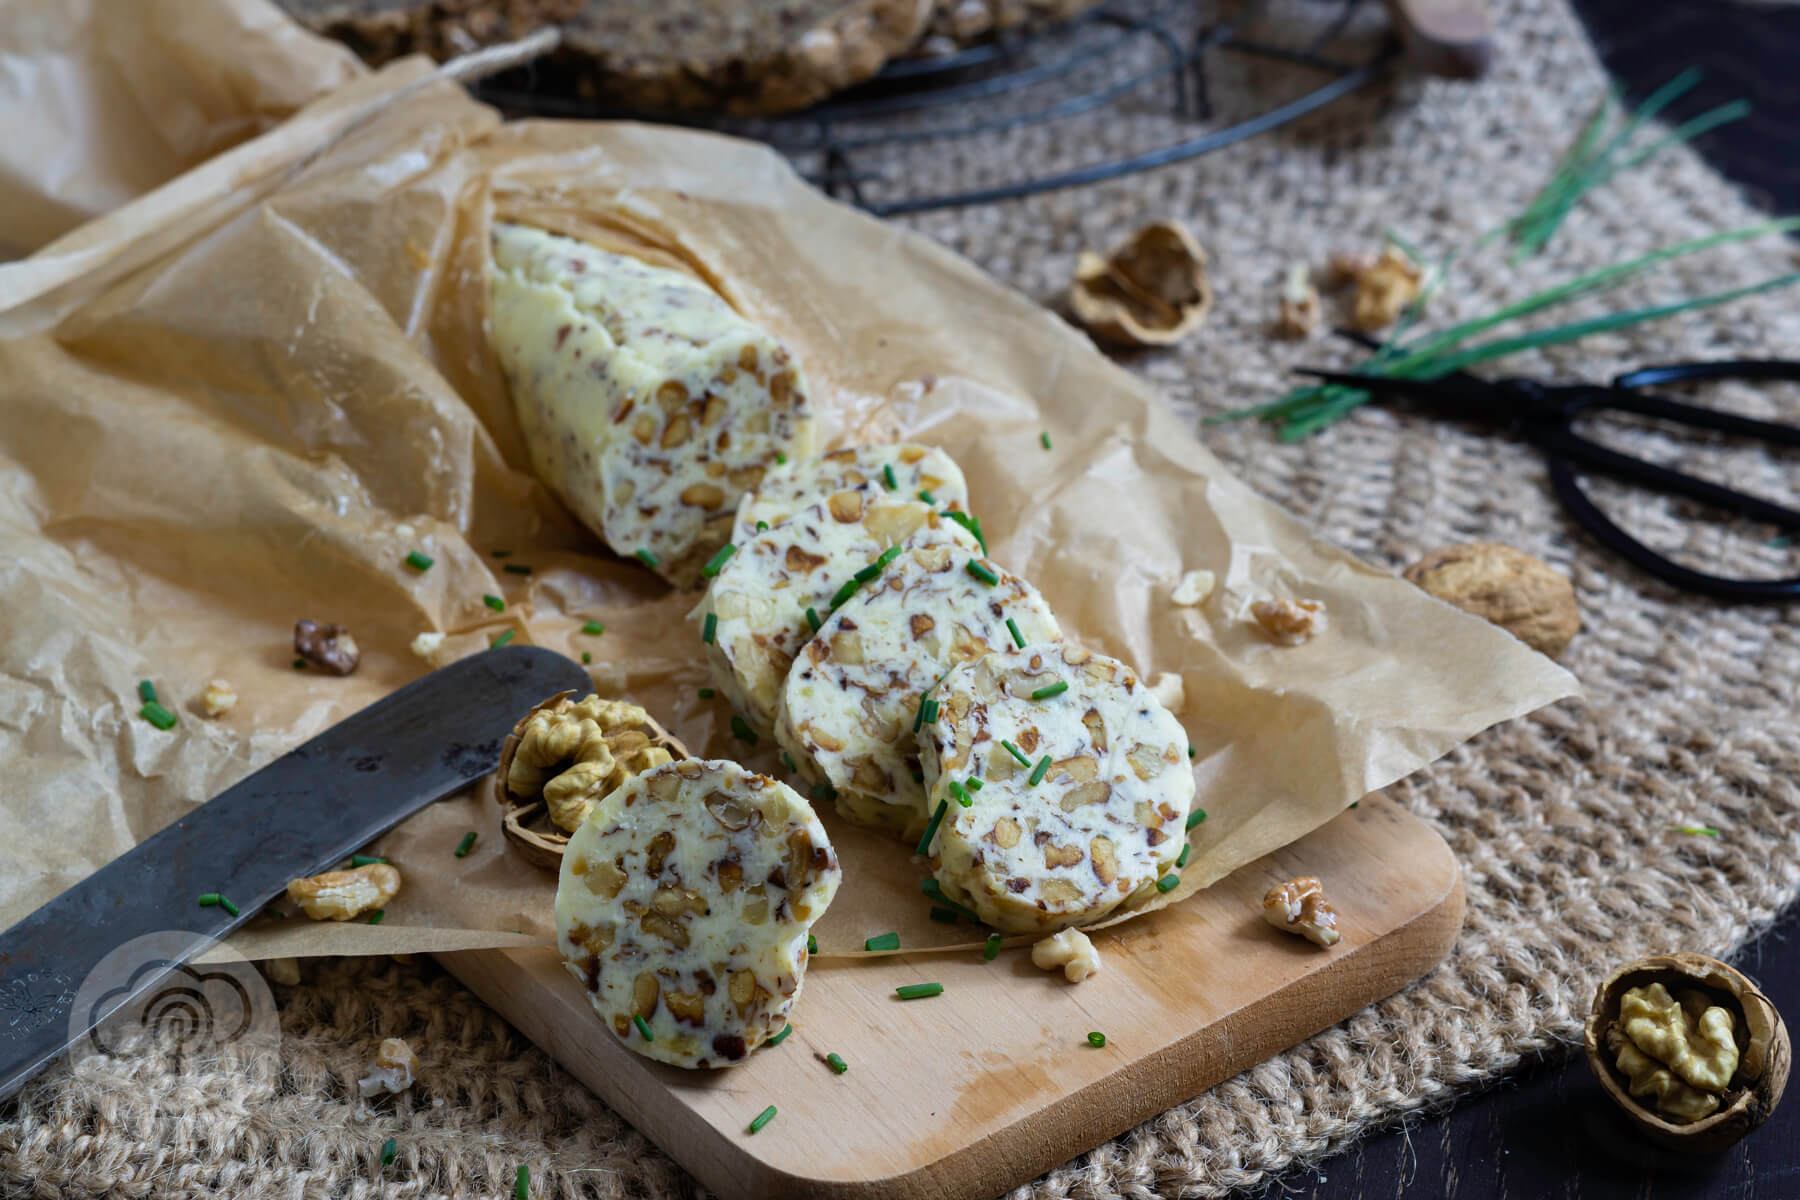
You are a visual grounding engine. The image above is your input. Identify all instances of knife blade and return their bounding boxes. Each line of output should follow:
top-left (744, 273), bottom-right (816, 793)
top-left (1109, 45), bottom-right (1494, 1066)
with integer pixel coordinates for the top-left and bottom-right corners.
top-left (0, 643), bottom-right (589, 1100)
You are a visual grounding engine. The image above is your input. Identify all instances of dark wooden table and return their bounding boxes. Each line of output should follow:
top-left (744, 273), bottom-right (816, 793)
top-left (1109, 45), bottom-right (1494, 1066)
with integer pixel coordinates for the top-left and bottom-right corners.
top-left (1256, 3), bottom-right (1800, 1196)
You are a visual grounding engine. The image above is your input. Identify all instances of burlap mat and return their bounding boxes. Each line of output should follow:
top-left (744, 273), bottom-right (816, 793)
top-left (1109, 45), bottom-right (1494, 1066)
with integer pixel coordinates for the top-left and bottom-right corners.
top-left (6, 0), bottom-right (1799, 1194)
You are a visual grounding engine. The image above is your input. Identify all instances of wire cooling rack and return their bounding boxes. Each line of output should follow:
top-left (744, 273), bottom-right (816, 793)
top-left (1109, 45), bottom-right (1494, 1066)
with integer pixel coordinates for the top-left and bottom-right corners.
top-left (474, 0), bottom-right (1398, 216)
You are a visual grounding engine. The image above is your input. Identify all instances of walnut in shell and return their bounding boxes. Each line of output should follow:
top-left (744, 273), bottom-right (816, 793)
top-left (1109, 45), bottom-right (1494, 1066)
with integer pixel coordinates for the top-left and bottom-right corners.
top-left (1586, 953), bottom-right (1789, 1153)
top-left (1403, 542), bottom-right (1580, 659)
top-left (1069, 220), bottom-right (1212, 347)
top-left (491, 691), bottom-right (690, 870)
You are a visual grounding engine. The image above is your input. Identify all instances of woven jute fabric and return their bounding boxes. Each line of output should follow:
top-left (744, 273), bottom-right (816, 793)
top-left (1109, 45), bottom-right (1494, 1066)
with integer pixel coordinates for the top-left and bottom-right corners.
top-left (5, 0), bottom-right (1799, 1194)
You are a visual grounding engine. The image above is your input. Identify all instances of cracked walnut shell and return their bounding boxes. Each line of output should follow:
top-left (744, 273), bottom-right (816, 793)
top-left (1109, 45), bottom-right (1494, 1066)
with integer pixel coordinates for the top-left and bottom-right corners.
top-left (492, 691), bottom-right (690, 870)
top-left (1404, 542), bottom-right (1579, 659)
top-left (1069, 220), bottom-right (1213, 347)
top-left (1586, 953), bottom-right (1789, 1153)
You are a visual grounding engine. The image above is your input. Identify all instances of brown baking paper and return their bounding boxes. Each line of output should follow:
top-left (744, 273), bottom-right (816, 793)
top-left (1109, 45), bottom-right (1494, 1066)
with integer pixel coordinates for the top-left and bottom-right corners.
top-left (0, 23), bottom-right (1576, 966)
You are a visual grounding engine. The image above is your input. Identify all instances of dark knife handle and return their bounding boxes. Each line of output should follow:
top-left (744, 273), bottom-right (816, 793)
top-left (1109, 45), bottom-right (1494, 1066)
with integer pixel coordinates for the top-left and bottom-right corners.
top-left (0, 644), bottom-right (590, 1100)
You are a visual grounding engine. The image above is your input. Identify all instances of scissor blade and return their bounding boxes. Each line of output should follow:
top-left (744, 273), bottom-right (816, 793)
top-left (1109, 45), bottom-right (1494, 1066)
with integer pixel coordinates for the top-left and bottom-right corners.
top-left (0, 644), bottom-right (590, 1101)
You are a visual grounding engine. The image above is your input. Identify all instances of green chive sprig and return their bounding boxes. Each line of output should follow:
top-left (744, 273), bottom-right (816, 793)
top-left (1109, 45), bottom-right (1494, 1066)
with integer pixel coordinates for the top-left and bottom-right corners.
top-left (140, 701), bottom-right (178, 731)
top-left (929, 906), bottom-right (957, 923)
top-left (1027, 756), bottom-right (1051, 786)
top-left (514, 1165), bottom-right (529, 1200)
top-left (918, 489), bottom-right (935, 504)
top-left (351, 855), bottom-right (386, 867)
top-left (1006, 618), bottom-right (1026, 649)
top-left (454, 831), bottom-right (478, 857)
top-left (198, 892), bottom-right (241, 917)
top-left (404, 551), bottom-right (433, 572)
top-left (984, 933), bottom-right (1002, 960)
top-left (947, 779), bottom-right (972, 807)
top-left (137, 680), bottom-right (158, 704)
top-left (367, 909), bottom-right (385, 925)
top-left (805, 606), bottom-right (821, 632)
top-left (634, 549), bottom-right (658, 568)
top-left (807, 935), bottom-right (817, 955)
top-left (701, 612), bottom-right (717, 644)
top-left (965, 559), bottom-right (999, 587)
top-left (944, 511), bottom-right (987, 554)
top-left (921, 878), bottom-right (981, 922)
top-left (1176, 844), bottom-right (1191, 868)
top-left (1087, 1031), bottom-right (1106, 1048)
top-left (1041, 432), bottom-right (1052, 450)
top-left (864, 932), bottom-right (901, 952)
top-left (767, 1024), bottom-right (793, 1047)
top-left (882, 463), bottom-right (898, 490)
top-left (699, 687), bottom-right (715, 699)
top-left (895, 983), bottom-right (943, 1000)
top-left (701, 543), bottom-right (737, 578)
top-left (381, 1138), bottom-right (397, 1167)
top-left (1030, 681), bottom-right (1069, 701)
top-left (582, 620), bottom-right (605, 635)
top-left (730, 715), bottom-right (758, 744)
top-left (633, 1014), bottom-right (654, 1041)
top-left (581, 651), bottom-right (593, 664)
top-left (825, 1052), bottom-right (848, 1074)
top-left (1156, 874), bottom-right (1180, 893)
top-left (1186, 809), bottom-right (1207, 830)
top-left (483, 594), bottom-right (505, 612)
top-left (1000, 740), bottom-right (1032, 767)
top-left (748, 1105), bottom-right (777, 1134)
top-left (916, 800), bottom-right (949, 856)
top-left (490, 630), bottom-right (515, 648)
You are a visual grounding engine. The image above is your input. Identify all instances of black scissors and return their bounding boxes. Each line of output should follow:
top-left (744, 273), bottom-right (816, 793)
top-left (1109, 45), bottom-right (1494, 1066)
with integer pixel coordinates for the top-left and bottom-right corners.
top-left (1298, 336), bottom-right (1800, 602)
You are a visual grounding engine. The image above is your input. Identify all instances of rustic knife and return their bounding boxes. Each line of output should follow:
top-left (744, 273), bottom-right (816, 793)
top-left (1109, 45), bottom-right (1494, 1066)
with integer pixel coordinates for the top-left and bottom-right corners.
top-left (0, 644), bottom-right (589, 1101)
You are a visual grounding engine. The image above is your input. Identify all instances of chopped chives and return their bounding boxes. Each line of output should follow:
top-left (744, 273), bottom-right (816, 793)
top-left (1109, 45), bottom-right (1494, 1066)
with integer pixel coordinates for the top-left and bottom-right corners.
top-left (1006, 618), bottom-right (1026, 649)
top-left (514, 1165), bottom-right (529, 1200)
top-left (829, 578), bottom-right (861, 609)
top-left (633, 1014), bottom-right (654, 1041)
top-left (968, 778), bottom-right (984, 791)
top-left (947, 779), bottom-right (972, 807)
top-left (918, 489), bottom-right (936, 504)
top-left (404, 551), bottom-right (434, 572)
top-left (825, 1052), bottom-right (849, 1074)
top-left (812, 782), bottom-right (838, 805)
top-left (483, 593), bottom-right (505, 612)
top-left (1176, 844), bottom-right (1191, 868)
top-left (367, 909), bottom-right (385, 925)
top-left (1186, 809), bottom-right (1207, 830)
top-left (699, 687), bottom-right (715, 699)
top-left (776, 452), bottom-right (788, 465)
top-left (895, 983), bottom-right (943, 1000)
top-left (351, 855), bottom-right (386, 867)
top-left (984, 933), bottom-right (1003, 960)
top-left (945, 511), bottom-right (987, 554)
top-left (503, 563), bottom-right (532, 575)
top-left (921, 698), bottom-right (939, 725)
top-left (454, 831), bottom-right (478, 857)
top-left (1000, 740), bottom-right (1032, 767)
top-left (1027, 756), bottom-right (1052, 786)
top-left (490, 630), bottom-right (515, 648)
top-left (911, 691), bottom-right (932, 733)
top-left (748, 1105), bottom-right (778, 1134)
top-left (701, 543), bottom-right (737, 577)
top-left (921, 879), bottom-right (981, 922)
top-left (1087, 1031), bottom-right (1106, 1047)
top-left (927, 905), bottom-right (955, 923)
top-left (1041, 432), bottom-right (1053, 450)
top-left (581, 620), bottom-right (605, 635)
top-left (756, 521), bottom-right (770, 533)
top-left (864, 932), bottom-right (901, 952)
top-left (916, 799), bottom-right (949, 856)
top-left (581, 652), bottom-right (593, 664)
top-left (137, 680), bottom-right (157, 704)
top-left (965, 559), bottom-right (1000, 587)
top-left (1031, 680), bottom-right (1069, 701)
top-left (730, 716), bottom-right (758, 745)
top-left (491, 550), bottom-right (512, 558)
top-left (140, 701), bottom-right (177, 731)
top-left (1156, 874), bottom-right (1180, 893)
top-left (293, 658), bottom-right (308, 669)
top-left (701, 612), bottom-right (718, 644)
top-left (805, 606), bottom-right (821, 632)
top-left (807, 935), bottom-right (817, 955)
top-left (910, 769), bottom-right (924, 783)
top-left (1187, 746), bottom-right (1197, 758)
top-left (198, 893), bottom-right (222, 907)
top-left (380, 1137), bottom-right (397, 1167)
top-left (634, 549), bottom-right (659, 568)
top-left (767, 1023), bottom-right (793, 1046)
top-left (875, 544), bottom-right (904, 569)
top-left (217, 895), bottom-right (240, 917)
top-left (852, 561), bottom-right (882, 585)
top-left (882, 463), bottom-right (898, 490)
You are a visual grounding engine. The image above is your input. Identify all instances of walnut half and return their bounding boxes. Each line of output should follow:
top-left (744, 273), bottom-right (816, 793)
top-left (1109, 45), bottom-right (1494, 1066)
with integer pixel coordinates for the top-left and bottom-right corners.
top-left (501, 693), bottom-right (676, 832)
top-left (1262, 875), bottom-right (1341, 947)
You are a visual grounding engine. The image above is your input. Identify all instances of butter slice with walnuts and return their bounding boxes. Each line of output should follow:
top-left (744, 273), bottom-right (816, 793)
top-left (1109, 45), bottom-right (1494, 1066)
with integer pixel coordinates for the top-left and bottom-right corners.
top-left (920, 643), bottom-right (1191, 933)
top-left (731, 443), bottom-right (969, 544)
top-left (488, 223), bottom-right (816, 587)
top-left (695, 485), bottom-right (974, 740)
top-left (776, 529), bottom-right (1060, 838)
top-left (555, 759), bottom-right (840, 1069)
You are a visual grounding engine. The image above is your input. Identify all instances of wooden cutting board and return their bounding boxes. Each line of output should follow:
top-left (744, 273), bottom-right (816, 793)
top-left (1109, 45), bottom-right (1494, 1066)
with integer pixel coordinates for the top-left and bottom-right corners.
top-left (438, 793), bottom-right (1463, 1199)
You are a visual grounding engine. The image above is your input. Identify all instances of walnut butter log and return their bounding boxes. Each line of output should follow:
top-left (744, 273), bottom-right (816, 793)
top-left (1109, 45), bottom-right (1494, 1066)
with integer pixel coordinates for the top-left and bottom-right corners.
top-left (487, 223), bottom-right (818, 587)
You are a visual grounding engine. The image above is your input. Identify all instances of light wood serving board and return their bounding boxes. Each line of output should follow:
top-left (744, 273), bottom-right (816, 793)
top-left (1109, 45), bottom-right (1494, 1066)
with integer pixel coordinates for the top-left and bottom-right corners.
top-left (438, 794), bottom-right (1463, 1200)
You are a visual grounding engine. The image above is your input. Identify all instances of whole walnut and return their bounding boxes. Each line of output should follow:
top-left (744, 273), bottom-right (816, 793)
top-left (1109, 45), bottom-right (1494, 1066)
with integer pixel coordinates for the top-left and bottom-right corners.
top-left (1403, 542), bottom-right (1579, 659)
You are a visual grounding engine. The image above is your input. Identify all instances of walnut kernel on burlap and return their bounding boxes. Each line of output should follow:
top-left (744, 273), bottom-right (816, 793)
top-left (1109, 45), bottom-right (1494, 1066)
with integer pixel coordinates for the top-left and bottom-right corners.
top-left (6, 0), bottom-right (1800, 1197)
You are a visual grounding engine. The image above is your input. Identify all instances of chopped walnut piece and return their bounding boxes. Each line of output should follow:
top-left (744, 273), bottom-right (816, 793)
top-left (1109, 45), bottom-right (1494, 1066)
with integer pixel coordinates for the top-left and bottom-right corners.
top-left (287, 863), bottom-right (400, 921)
top-left (294, 620), bottom-right (360, 675)
top-left (1323, 250), bottom-right (1376, 288)
top-left (199, 679), bottom-right (237, 718)
top-left (1274, 263), bottom-right (1321, 339)
top-left (357, 1037), bottom-right (421, 1097)
top-left (263, 957), bottom-right (301, 986)
top-left (1170, 570), bottom-right (1216, 607)
top-left (1147, 672), bottom-right (1185, 716)
top-left (1030, 927), bottom-right (1102, 982)
top-left (1250, 598), bottom-right (1327, 645)
top-left (409, 631), bottom-right (446, 663)
top-left (1348, 246), bottom-right (1423, 332)
top-left (1262, 875), bottom-right (1341, 947)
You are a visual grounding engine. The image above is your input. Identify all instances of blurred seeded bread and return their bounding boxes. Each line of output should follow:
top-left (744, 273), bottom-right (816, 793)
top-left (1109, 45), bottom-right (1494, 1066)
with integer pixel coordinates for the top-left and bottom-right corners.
top-left (917, 0), bottom-right (1100, 52)
top-left (276, 0), bottom-right (937, 115)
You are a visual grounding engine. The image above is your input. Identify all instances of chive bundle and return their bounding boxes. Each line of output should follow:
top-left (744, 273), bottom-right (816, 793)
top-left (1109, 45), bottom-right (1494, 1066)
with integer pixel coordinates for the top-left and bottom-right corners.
top-left (404, 551), bottom-right (433, 572)
top-left (454, 831), bottom-right (478, 857)
top-left (895, 983), bottom-right (943, 1000)
top-left (483, 594), bottom-right (505, 612)
top-left (748, 1105), bottom-right (778, 1134)
top-left (825, 1052), bottom-right (848, 1074)
top-left (864, 932), bottom-right (901, 952)
top-left (916, 800), bottom-right (949, 856)
top-left (965, 559), bottom-right (999, 587)
top-left (921, 879), bottom-right (981, 922)
top-left (701, 543), bottom-right (737, 578)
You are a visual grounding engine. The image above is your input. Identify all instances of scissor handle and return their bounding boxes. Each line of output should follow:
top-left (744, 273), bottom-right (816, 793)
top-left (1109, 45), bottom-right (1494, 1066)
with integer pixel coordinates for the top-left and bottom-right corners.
top-left (1612, 359), bottom-right (1800, 389)
top-left (1548, 459), bottom-right (1800, 602)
